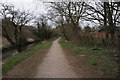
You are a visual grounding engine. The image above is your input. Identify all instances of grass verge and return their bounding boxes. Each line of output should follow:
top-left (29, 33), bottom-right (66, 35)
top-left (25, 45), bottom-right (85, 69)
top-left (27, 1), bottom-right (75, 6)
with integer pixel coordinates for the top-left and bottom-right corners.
top-left (60, 40), bottom-right (118, 77)
top-left (2, 41), bottom-right (52, 74)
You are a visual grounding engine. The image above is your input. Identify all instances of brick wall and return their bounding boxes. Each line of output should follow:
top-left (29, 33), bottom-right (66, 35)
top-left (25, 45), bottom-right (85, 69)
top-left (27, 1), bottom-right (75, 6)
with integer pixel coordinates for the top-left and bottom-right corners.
top-left (93, 32), bottom-right (119, 39)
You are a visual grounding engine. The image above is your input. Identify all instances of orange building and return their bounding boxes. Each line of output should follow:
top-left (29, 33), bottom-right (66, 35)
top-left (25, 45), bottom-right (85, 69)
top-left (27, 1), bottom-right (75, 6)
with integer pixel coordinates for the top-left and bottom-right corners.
top-left (92, 27), bottom-right (120, 39)
top-left (93, 32), bottom-right (119, 39)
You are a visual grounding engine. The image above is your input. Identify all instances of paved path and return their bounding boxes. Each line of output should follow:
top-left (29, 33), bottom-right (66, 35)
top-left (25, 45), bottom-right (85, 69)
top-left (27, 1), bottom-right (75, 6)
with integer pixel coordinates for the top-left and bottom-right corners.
top-left (35, 38), bottom-right (77, 78)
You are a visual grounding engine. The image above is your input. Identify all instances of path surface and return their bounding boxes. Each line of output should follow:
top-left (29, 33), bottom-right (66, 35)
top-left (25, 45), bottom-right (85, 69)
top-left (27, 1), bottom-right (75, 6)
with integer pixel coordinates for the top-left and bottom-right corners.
top-left (35, 38), bottom-right (77, 78)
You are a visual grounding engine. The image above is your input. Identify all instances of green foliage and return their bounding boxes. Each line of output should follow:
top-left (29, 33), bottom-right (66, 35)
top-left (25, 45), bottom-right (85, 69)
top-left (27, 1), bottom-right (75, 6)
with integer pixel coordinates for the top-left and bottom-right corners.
top-left (33, 21), bottom-right (57, 40)
top-left (60, 40), bottom-right (73, 49)
top-left (74, 47), bottom-right (84, 54)
top-left (91, 47), bottom-right (103, 51)
top-left (33, 29), bottom-right (53, 40)
top-left (2, 41), bottom-right (52, 74)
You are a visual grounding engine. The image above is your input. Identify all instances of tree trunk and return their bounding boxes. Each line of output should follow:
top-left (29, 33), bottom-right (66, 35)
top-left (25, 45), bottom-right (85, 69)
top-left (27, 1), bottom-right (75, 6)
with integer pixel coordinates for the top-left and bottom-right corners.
top-left (117, 37), bottom-right (120, 77)
top-left (2, 28), bottom-right (15, 46)
top-left (61, 14), bottom-right (69, 41)
top-left (3, 34), bottom-right (15, 46)
top-left (106, 2), bottom-right (115, 46)
top-left (104, 2), bottom-right (108, 46)
top-left (18, 26), bottom-right (22, 52)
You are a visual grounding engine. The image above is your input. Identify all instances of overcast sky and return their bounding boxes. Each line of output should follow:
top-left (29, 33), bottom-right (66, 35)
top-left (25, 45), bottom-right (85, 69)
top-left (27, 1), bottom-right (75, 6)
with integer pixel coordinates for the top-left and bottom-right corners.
top-left (0, 0), bottom-right (99, 28)
top-left (0, 0), bottom-right (48, 15)
top-left (0, 0), bottom-right (49, 26)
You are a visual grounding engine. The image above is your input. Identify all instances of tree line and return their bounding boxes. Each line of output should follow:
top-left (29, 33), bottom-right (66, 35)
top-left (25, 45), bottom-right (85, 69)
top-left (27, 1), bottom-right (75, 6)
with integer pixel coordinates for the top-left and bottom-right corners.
top-left (48, 2), bottom-right (120, 46)
top-left (46, 1), bottom-right (120, 76)
top-left (0, 3), bottom-right (56, 53)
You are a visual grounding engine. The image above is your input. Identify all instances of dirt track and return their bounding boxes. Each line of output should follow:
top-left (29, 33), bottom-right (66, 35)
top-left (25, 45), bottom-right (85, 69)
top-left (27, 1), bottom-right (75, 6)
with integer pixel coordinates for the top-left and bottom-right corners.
top-left (35, 38), bottom-right (77, 78)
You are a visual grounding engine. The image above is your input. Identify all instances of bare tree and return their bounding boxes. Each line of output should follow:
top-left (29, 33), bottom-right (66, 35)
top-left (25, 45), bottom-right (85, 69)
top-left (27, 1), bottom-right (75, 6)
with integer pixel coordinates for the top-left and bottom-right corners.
top-left (84, 2), bottom-right (120, 43)
top-left (1, 3), bottom-right (33, 52)
top-left (48, 2), bottom-right (86, 41)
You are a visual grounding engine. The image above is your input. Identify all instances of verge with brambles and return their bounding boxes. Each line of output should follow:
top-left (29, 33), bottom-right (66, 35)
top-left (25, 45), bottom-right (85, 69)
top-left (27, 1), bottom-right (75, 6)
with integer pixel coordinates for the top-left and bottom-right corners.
top-left (60, 40), bottom-right (118, 77)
